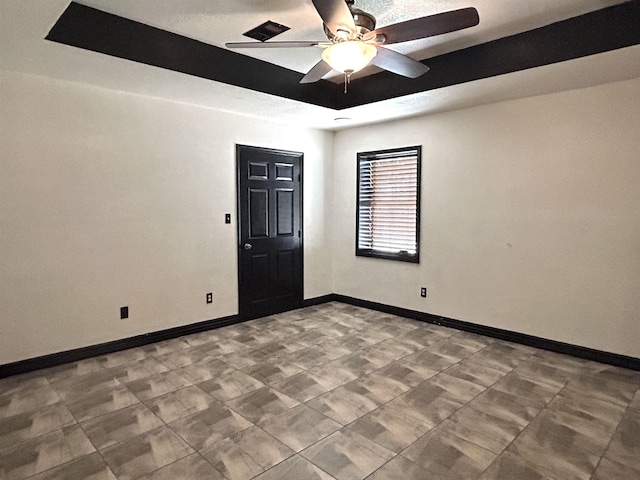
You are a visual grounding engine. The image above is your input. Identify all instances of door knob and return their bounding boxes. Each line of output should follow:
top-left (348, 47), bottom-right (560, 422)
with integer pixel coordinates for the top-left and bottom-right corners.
top-left (243, 243), bottom-right (253, 250)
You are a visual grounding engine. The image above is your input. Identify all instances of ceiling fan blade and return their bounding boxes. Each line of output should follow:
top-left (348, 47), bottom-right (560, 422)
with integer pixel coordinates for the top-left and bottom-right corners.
top-left (311, 0), bottom-right (356, 37)
top-left (300, 59), bottom-right (333, 84)
top-left (368, 7), bottom-right (479, 45)
top-left (370, 47), bottom-right (429, 78)
top-left (226, 41), bottom-right (327, 48)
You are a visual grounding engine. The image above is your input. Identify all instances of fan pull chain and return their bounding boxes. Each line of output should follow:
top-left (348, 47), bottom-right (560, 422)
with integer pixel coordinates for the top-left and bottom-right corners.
top-left (344, 69), bottom-right (354, 94)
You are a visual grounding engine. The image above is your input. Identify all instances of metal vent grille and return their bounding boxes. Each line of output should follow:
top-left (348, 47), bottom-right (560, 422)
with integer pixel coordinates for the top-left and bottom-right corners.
top-left (243, 21), bottom-right (290, 42)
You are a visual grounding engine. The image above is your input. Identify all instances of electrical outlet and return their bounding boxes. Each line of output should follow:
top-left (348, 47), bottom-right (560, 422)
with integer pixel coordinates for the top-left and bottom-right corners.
top-left (206, 292), bottom-right (213, 304)
top-left (420, 287), bottom-right (427, 298)
top-left (120, 306), bottom-right (129, 319)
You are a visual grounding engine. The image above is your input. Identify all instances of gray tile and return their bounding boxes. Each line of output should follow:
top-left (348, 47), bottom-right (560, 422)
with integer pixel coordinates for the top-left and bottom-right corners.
top-left (292, 330), bottom-right (336, 349)
top-left (0, 383), bottom-right (61, 418)
top-left (630, 389), bottom-right (640, 413)
top-left (346, 347), bottom-right (396, 372)
top-left (198, 370), bottom-right (265, 402)
top-left (478, 452), bottom-right (557, 480)
top-left (27, 452), bottom-right (117, 480)
top-left (0, 374), bottom-right (49, 398)
top-left (305, 362), bottom-right (362, 390)
top-left (450, 331), bottom-right (495, 350)
top-left (347, 370), bottom-right (410, 404)
top-left (369, 338), bottom-right (424, 361)
top-left (301, 429), bottom-right (394, 480)
top-left (101, 426), bottom-right (194, 480)
top-left (508, 427), bottom-right (601, 480)
top-left (137, 453), bottom-right (225, 480)
top-left (512, 359), bottom-right (570, 390)
top-left (0, 425), bottom-right (95, 479)
top-left (313, 337), bottom-right (363, 358)
top-left (548, 390), bottom-right (626, 428)
top-left (169, 402), bottom-right (252, 451)
top-left (468, 346), bottom-right (528, 373)
top-left (332, 352), bottom-right (386, 378)
top-left (604, 410), bottom-right (640, 471)
top-left (252, 454), bottom-right (337, 480)
top-left (272, 371), bottom-right (335, 402)
top-left (444, 359), bottom-right (507, 388)
top-left (533, 350), bottom-right (596, 376)
top-left (348, 404), bottom-right (435, 453)
top-left (184, 330), bottom-right (224, 347)
top-left (51, 369), bottom-right (122, 402)
top-left (427, 338), bottom-right (479, 362)
top-left (426, 372), bottom-right (486, 403)
top-left (491, 372), bottom-right (563, 405)
top-left (201, 426), bottom-right (294, 479)
top-left (398, 327), bottom-right (452, 348)
top-left (141, 338), bottom-right (192, 356)
top-left (225, 386), bottom-right (299, 423)
top-left (592, 457), bottom-right (640, 480)
top-left (3, 302), bottom-right (640, 480)
top-left (65, 383), bottom-right (140, 422)
top-left (464, 388), bottom-right (545, 428)
top-left (522, 407), bottom-right (617, 455)
top-left (445, 405), bottom-right (524, 454)
top-left (253, 340), bottom-right (308, 360)
top-left (365, 455), bottom-right (437, 480)
top-left (404, 349), bottom-right (459, 372)
top-left (145, 385), bottom-right (217, 423)
top-left (243, 361), bottom-right (304, 385)
top-left (287, 346), bottom-right (337, 370)
top-left (154, 346), bottom-right (217, 370)
top-left (97, 348), bottom-right (148, 369)
top-left (0, 402), bottom-right (75, 450)
top-left (176, 357), bottom-right (235, 384)
top-left (81, 403), bottom-right (164, 450)
top-left (127, 370), bottom-right (192, 401)
top-left (564, 373), bottom-right (639, 407)
top-left (306, 384), bottom-right (381, 425)
top-left (387, 381), bottom-right (464, 426)
top-left (372, 360), bottom-right (438, 389)
top-left (110, 358), bottom-right (170, 384)
top-left (42, 359), bottom-right (105, 384)
top-left (260, 404), bottom-right (341, 452)
top-left (402, 424), bottom-right (497, 480)
top-left (591, 365), bottom-right (640, 389)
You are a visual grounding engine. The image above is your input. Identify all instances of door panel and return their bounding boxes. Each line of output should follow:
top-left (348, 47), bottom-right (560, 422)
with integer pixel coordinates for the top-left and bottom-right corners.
top-left (237, 145), bottom-right (303, 319)
top-left (276, 189), bottom-right (294, 236)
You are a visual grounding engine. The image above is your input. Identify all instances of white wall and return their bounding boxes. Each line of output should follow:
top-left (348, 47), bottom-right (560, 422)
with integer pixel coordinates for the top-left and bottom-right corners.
top-left (2, 70), bottom-right (639, 365)
top-left (332, 78), bottom-right (640, 359)
top-left (0, 70), bottom-right (333, 364)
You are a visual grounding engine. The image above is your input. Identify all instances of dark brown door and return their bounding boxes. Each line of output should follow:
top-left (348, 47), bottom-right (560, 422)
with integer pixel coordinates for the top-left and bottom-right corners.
top-left (237, 145), bottom-right (303, 319)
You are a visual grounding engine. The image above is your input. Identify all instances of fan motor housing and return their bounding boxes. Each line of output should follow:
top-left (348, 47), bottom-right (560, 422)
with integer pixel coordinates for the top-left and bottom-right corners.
top-left (324, 5), bottom-right (376, 40)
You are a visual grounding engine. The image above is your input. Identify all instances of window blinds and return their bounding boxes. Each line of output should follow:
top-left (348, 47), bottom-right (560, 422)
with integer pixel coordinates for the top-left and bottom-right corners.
top-left (357, 147), bottom-right (420, 262)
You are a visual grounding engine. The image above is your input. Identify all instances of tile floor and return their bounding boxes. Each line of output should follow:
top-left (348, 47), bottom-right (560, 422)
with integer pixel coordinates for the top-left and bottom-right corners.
top-left (1, 302), bottom-right (639, 480)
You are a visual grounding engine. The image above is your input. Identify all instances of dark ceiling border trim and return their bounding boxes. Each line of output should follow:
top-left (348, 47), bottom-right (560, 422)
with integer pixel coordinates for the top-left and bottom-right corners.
top-left (45, 2), bottom-right (342, 108)
top-left (46, 1), bottom-right (640, 111)
top-left (344, 0), bottom-right (640, 107)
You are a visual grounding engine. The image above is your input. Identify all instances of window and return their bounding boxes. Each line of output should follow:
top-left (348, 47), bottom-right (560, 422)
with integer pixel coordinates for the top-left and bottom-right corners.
top-left (356, 146), bottom-right (421, 263)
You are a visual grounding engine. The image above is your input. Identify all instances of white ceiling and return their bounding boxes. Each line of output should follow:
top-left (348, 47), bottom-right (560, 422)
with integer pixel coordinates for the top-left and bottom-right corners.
top-left (1, 0), bottom-right (639, 130)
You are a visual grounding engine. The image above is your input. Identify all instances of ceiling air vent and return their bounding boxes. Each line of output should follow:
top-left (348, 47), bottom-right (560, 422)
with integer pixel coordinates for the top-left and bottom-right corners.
top-left (243, 21), bottom-right (290, 42)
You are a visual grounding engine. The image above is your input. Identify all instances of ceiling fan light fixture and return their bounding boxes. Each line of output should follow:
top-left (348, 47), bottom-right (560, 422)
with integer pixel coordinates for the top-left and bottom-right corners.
top-left (322, 41), bottom-right (377, 74)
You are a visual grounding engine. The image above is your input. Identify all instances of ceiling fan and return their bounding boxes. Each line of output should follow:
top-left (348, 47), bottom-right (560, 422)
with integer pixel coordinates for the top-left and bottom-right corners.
top-left (226, 0), bottom-right (479, 90)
